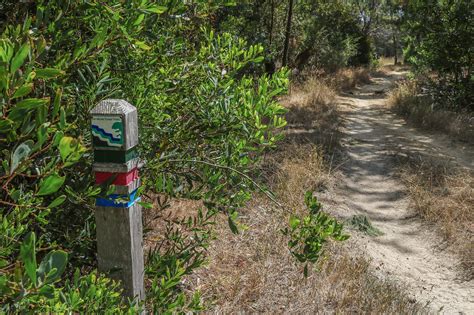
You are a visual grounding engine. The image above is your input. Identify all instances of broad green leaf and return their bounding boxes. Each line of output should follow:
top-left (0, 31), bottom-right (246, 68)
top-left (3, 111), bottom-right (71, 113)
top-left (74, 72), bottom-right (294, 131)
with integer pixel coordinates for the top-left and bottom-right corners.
top-left (133, 13), bottom-right (145, 26)
top-left (72, 41), bottom-right (88, 59)
top-left (59, 136), bottom-right (75, 161)
top-left (59, 136), bottom-right (85, 165)
top-left (0, 43), bottom-right (9, 61)
top-left (12, 83), bottom-right (34, 99)
top-left (138, 201), bottom-right (153, 209)
top-left (14, 98), bottom-right (49, 110)
top-left (36, 68), bottom-right (65, 79)
top-left (36, 100), bottom-right (47, 125)
top-left (145, 6), bottom-right (167, 14)
top-left (135, 41), bottom-right (151, 50)
top-left (38, 284), bottom-right (55, 298)
top-left (52, 88), bottom-right (62, 118)
top-left (289, 215), bottom-right (301, 229)
top-left (10, 141), bottom-right (32, 174)
top-left (59, 107), bottom-right (66, 129)
top-left (37, 250), bottom-right (68, 284)
top-left (38, 174), bottom-right (65, 196)
top-left (228, 216), bottom-right (239, 234)
top-left (47, 195), bottom-right (66, 208)
top-left (8, 108), bottom-right (26, 124)
top-left (20, 232), bottom-right (37, 286)
top-left (11, 42), bottom-right (30, 73)
top-left (0, 119), bottom-right (13, 133)
top-left (53, 131), bottom-right (64, 146)
top-left (37, 124), bottom-right (47, 147)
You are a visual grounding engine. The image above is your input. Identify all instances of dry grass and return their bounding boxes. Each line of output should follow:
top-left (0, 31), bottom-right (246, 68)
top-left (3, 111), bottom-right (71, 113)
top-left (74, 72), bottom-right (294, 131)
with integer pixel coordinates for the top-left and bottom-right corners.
top-left (283, 78), bottom-right (342, 153)
top-left (295, 67), bottom-right (372, 92)
top-left (388, 77), bottom-right (474, 276)
top-left (379, 56), bottom-right (397, 67)
top-left (395, 154), bottom-right (474, 279)
top-left (376, 56), bottom-right (410, 73)
top-left (329, 68), bottom-right (372, 92)
top-left (387, 80), bottom-right (474, 144)
top-left (185, 201), bottom-right (422, 313)
top-left (183, 77), bottom-right (424, 313)
top-left (143, 196), bottom-right (205, 249)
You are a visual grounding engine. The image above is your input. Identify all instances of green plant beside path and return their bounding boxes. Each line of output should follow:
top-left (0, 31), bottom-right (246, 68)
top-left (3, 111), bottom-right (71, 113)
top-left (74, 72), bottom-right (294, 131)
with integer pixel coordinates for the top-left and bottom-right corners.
top-left (284, 192), bottom-right (350, 276)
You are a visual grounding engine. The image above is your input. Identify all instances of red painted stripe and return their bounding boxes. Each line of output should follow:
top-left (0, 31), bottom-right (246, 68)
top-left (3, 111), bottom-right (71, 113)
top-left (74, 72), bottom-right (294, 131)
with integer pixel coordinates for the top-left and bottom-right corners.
top-left (95, 168), bottom-right (139, 185)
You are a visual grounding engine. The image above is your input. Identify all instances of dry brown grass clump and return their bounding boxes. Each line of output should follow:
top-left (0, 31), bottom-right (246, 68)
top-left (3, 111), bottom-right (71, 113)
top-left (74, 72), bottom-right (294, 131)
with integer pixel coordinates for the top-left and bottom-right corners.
top-left (329, 67), bottom-right (372, 91)
top-left (379, 56), bottom-right (397, 67)
top-left (395, 154), bottom-right (474, 279)
top-left (283, 78), bottom-right (342, 153)
top-left (183, 77), bottom-right (423, 313)
top-left (294, 67), bottom-right (372, 92)
top-left (375, 57), bottom-right (412, 75)
top-left (388, 80), bottom-right (474, 144)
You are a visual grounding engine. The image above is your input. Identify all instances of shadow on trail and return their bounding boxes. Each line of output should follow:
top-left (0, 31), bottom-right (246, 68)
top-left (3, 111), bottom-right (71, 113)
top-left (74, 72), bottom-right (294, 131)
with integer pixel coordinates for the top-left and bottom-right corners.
top-left (333, 71), bottom-right (474, 313)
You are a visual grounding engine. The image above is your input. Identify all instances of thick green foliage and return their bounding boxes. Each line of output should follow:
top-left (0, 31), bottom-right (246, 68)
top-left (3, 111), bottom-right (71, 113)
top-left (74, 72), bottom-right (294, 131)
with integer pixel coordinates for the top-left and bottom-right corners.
top-left (1, 232), bottom-right (132, 313)
top-left (403, 0), bottom-right (473, 110)
top-left (215, 0), bottom-right (376, 71)
top-left (298, 1), bottom-right (375, 70)
top-left (1, 0), bottom-right (288, 312)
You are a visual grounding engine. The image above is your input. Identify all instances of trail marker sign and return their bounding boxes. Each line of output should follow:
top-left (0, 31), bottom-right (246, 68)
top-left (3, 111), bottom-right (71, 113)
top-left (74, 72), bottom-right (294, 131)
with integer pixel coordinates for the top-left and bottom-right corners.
top-left (90, 99), bottom-right (144, 301)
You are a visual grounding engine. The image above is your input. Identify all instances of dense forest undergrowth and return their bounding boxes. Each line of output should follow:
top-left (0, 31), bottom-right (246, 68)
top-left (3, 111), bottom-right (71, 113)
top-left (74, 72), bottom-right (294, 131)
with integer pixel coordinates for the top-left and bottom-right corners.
top-left (1, 0), bottom-right (472, 312)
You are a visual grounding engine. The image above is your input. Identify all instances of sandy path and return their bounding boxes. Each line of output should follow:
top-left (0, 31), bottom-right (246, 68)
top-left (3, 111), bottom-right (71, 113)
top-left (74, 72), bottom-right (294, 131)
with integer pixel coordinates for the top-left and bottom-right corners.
top-left (333, 72), bottom-right (474, 313)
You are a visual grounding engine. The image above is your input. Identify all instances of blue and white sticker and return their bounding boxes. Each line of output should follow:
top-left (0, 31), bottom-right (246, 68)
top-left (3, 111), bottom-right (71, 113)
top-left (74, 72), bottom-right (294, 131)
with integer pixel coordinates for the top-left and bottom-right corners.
top-left (91, 115), bottom-right (124, 148)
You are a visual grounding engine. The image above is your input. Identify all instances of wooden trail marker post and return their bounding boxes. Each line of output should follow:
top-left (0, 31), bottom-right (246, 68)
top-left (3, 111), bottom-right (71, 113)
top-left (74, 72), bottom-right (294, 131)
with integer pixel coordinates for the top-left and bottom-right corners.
top-left (90, 99), bottom-right (145, 301)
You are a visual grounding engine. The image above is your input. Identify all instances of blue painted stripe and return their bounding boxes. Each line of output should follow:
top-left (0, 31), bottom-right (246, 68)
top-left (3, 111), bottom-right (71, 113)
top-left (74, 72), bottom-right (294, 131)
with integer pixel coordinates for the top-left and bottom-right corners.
top-left (95, 189), bottom-right (140, 208)
top-left (91, 125), bottom-right (122, 144)
top-left (96, 196), bottom-right (141, 208)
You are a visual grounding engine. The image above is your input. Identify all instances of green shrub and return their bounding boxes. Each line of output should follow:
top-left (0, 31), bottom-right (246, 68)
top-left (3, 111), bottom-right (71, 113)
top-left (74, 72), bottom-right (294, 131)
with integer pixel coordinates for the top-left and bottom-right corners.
top-left (1, 1), bottom-right (288, 311)
top-left (403, 0), bottom-right (473, 110)
top-left (0, 232), bottom-right (133, 313)
top-left (283, 192), bottom-right (349, 276)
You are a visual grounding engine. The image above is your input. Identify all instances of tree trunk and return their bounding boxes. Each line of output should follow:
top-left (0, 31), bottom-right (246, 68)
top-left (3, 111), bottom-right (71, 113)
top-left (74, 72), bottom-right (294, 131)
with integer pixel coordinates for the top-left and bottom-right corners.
top-left (391, 7), bottom-right (398, 65)
top-left (269, 0), bottom-right (275, 46)
top-left (393, 33), bottom-right (398, 65)
top-left (282, 0), bottom-right (294, 67)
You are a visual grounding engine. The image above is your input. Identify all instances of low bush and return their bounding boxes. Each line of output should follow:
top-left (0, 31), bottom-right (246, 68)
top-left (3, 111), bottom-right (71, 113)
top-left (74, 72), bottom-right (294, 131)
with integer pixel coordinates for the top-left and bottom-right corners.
top-left (0, 232), bottom-right (133, 313)
top-left (283, 192), bottom-right (349, 276)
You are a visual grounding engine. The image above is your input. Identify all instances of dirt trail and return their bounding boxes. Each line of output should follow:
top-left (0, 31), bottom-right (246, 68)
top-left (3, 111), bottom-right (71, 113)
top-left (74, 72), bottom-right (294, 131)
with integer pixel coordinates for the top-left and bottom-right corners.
top-left (333, 71), bottom-right (474, 313)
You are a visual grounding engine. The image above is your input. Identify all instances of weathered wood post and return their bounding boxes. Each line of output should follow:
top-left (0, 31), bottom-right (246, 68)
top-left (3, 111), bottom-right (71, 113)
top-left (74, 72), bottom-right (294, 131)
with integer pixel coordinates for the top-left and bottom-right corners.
top-left (90, 99), bottom-right (145, 301)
